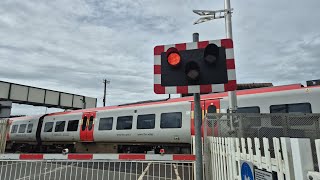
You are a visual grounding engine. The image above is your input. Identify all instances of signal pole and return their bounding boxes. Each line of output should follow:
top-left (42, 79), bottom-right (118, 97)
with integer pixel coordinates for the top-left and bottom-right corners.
top-left (224, 0), bottom-right (238, 128)
top-left (103, 79), bottom-right (110, 106)
top-left (193, 0), bottom-right (237, 130)
top-left (224, 0), bottom-right (233, 39)
top-left (193, 32), bottom-right (203, 180)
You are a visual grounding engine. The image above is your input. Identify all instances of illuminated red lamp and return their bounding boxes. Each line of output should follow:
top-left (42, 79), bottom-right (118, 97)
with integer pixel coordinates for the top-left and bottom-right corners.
top-left (166, 47), bottom-right (181, 67)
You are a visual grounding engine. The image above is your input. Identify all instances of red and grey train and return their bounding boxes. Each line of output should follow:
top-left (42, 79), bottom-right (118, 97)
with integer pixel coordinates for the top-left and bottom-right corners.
top-left (5, 82), bottom-right (320, 154)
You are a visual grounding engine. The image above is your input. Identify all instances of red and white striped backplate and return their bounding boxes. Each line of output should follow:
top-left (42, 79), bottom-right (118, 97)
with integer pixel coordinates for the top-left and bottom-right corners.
top-left (154, 38), bottom-right (237, 94)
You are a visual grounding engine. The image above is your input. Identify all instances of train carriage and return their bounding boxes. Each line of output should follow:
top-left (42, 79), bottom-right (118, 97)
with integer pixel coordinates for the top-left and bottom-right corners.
top-left (5, 82), bottom-right (320, 153)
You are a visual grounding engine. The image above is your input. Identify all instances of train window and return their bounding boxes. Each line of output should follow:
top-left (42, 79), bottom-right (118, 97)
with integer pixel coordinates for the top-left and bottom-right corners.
top-left (18, 124), bottom-right (26, 133)
top-left (237, 106), bottom-right (260, 113)
top-left (11, 125), bottom-right (18, 133)
top-left (206, 105), bottom-right (217, 128)
top-left (270, 103), bottom-right (313, 126)
top-left (270, 103), bottom-right (312, 113)
top-left (88, 116), bottom-right (94, 130)
top-left (44, 122), bottom-right (54, 132)
top-left (99, 117), bottom-right (113, 130)
top-left (137, 114), bottom-right (155, 129)
top-left (116, 116), bottom-right (133, 130)
top-left (27, 124), bottom-right (33, 133)
top-left (67, 120), bottom-right (79, 131)
top-left (82, 116), bottom-right (88, 131)
top-left (55, 121), bottom-right (65, 132)
top-left (160, 112), bottom-right (182, 128)
top-left (207, 105), bottom-right (217, 113)
top-left (234, 106), bottom-right (261, 127)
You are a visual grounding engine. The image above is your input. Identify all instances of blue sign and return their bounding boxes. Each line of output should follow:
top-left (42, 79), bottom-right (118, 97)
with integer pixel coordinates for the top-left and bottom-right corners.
top-left (241, 161), bottom-right (254, 180)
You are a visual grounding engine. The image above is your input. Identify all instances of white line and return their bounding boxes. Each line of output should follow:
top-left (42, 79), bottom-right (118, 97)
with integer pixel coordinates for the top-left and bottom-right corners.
top-left (0, 162), bottom-right (19, 168)
top-left (15, 163), bottom-right (71, 180)
top-left (173, 164), bottom-right (181, 180)
top-left (138, 162), bottom-right (152, 180)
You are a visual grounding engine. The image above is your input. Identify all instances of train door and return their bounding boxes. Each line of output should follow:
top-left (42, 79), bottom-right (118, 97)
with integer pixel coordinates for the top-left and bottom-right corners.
top-left (191, 99), bottom-right (220, 136)
top-left (203, 99), bottom-right (220, 136)
top-left (204, 99), bottom-right (220, 114)
top-left (80, 112), bottom-right (96, 142)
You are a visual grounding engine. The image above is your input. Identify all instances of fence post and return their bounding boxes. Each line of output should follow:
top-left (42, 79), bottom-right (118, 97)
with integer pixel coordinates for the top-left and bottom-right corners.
top-left (291, 138), bottom-right (314, 180)
top-left (315, 139), bottom-right (320, 171)
top-left (203, 117), bottom-right (210, 180)
top-left (273, 138), bottom-right (284, 180)
top-left (280, 137), bottom-right (295, 180)
top-left (238, 115), bottom-right (244, 138)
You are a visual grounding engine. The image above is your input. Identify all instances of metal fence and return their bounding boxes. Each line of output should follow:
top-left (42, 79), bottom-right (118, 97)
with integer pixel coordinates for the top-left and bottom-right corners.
top-left (0, 119), bottom-right (9, 154)
top-left (0, 154), bottom-right (195, 180)
top-left (205, 113), bottom-right (320, 140)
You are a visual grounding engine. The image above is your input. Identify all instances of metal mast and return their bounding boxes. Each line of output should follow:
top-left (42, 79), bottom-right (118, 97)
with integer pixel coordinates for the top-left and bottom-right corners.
top-left (224, 0), bottom-right (238, 120)
top-left (193, 0), bottom-right (237, 124)
top-left (103, 79), bottom-right (110, 106)
top-left (192, 33), bottom-right (204, 180)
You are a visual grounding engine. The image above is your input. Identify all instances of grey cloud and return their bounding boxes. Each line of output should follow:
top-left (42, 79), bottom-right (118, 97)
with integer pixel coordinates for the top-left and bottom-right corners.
top-left (1, 0), bottom-right (320, 115)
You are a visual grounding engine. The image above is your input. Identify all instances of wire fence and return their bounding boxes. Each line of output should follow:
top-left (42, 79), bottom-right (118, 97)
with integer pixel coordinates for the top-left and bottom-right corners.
top-left (0, 119), bottom-right (9, 154)
top-left (206, 113), bottom-right (320, 138)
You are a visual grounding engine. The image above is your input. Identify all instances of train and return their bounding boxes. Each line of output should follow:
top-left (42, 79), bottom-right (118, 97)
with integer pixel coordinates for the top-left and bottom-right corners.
top-left (4, 80), bottom-right (320, 154)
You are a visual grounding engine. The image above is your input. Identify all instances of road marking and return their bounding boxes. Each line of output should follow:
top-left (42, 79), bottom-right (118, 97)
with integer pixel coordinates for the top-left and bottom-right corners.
top-left (173, 164), bottom-right (181, 180)
top-left (138, 162), bottom-right (152, 180)
top-left (0, 162), bottom-right (19, 167)
top-left (15, 163), bottom-right (71, 180)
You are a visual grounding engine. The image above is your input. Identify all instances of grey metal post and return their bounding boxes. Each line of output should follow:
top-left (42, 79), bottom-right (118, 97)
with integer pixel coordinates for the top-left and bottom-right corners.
top-left (225, 0), bottom-right (237, 131)
top-left (193, 32), bottom-right (203, 180)
top-left (224, 0), bottom-right (233, 39)
top-left (103, 79), bottom-right (110, 107)
top-left (103, 79), bottom-right (107, 106)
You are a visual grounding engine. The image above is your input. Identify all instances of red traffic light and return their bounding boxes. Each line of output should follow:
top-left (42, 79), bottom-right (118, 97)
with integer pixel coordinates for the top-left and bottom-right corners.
top-left (166, 47), bottom-right (181, 66)
top-left (154, 38), bottom-right (236, 94)
top-left (168, 53), bottom-right (181, 66)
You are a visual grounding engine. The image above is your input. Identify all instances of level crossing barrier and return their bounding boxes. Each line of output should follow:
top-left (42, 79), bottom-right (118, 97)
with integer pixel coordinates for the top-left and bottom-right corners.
top-left (0, 153), bottom-right (195, 180)
top-left (0, 119), bottom-right (9, 154)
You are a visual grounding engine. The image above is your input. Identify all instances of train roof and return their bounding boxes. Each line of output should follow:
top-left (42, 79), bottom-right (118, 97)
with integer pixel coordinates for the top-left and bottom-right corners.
top-left (8, 115), bottom-right (43, 122)
top-left (46, 83), bottom-right (319, 116)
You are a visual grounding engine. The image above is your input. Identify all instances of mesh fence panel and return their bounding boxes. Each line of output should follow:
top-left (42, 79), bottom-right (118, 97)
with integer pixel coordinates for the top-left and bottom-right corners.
top-left (205, 113), bottom-right (320, 170)
top-left (205, 113), bottom-right (320, 138)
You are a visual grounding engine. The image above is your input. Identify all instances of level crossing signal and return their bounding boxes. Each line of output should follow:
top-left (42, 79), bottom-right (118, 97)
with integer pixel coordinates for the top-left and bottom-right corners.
top-left (154, 39), bottom-right (237, 94)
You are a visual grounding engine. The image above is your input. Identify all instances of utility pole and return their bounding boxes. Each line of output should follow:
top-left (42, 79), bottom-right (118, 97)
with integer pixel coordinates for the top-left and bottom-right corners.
top-left (103, 79), bottom-right (110, 106)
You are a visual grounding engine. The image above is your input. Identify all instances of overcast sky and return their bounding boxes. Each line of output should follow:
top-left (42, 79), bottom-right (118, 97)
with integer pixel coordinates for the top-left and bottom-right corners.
top-left (0, 0), bottom-right (319, 115)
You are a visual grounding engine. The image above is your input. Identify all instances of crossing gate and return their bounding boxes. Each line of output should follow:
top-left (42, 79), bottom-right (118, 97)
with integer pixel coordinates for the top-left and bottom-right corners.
top-left (0, 119), bottom-right (9, 154)
top-left (0, 153), bottom-right (196, 180)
